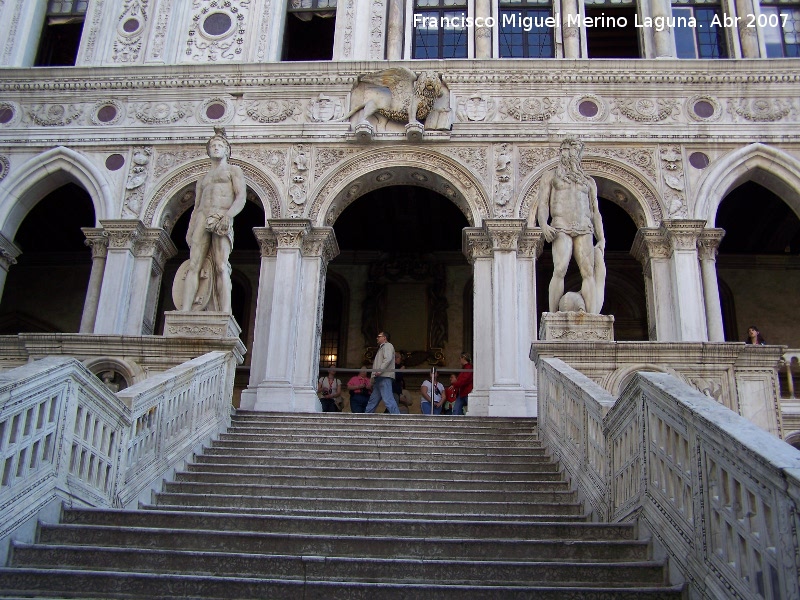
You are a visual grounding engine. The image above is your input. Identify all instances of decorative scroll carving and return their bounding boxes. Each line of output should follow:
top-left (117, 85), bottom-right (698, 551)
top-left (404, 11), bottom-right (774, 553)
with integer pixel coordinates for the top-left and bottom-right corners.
top-left (154, 149), bottom-right (206, 179)
top-left (587, 147), bottom-right (657, 181)
top-left (518, 147), bottom-right (559, 180)
top-left (83, 228), bottom-right (109, 260)
top-left (611, 98), bottom-right (680, 123)
top-left (697, 229), bottom-right (725, 262)
top-left (253, 228), bottom-right (277, 258)
top-left (236, 147), bottom-right (287, 180)
top-left (439, 147), bottom-right (488, 181)
top-left (113, 0), bottom-right (150, 63)
top-left (499, 97), bottom-right (563, 122)
top-left (255, 0), bottom-right (274, 61)
top-left (728, 98), bottom-right (794, 122)
top-left (150, 0), bottom-right (173, 60)
top-left (462, 228), bottom-right (492, 264)
top-left (313, 147), bottom-right (362, 180)
top-left (133, 101), bottom-right (193, 124)
top-left (369, 0), bottom-right (385, 60)
top-left (243, 99), bottom-right (300, 123)
top-left (25, 104), bottom-right (83, 127)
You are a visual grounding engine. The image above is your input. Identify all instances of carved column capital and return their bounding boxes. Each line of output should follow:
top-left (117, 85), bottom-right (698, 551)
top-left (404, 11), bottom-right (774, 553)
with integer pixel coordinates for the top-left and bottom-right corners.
top-left (302, 227), bottom-right (340, 265)
top-left (462, 228), bottom-right (492, 264)
top-left (253, 227), bottom-right (277, 258)
top-left (135, 228), bottom-right (178, 270)
top-left (631, 227), bottom-right (670, 267)
top-left (81, 227), bottom-right (109, 259)
top-left (661, 219), bottom-right (706, 253)
top-left (0, 232), bottom-right (22, 270)
top-left (99, 220), bottom-right (147, 251)
top-left (698, 228), bottom-right (725, 261)
top-left (484, 218), bottom-right (526, 252)
top-left (268, 219), bottom-right (311, 250)
top-left (518, 228), bottom-right (544, 259)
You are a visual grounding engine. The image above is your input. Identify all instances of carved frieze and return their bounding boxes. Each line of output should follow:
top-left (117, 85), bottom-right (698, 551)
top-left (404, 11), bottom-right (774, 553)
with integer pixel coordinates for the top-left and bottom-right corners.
top-left (499, 97), bottom-right (563, 122)
top-left (518, 229), bottom-right (544, 259)
top-left (123, 147), bottom-right (153, 218)
top-left (112, 0), bottom-right (150, 63)
top-left (662, 220), bottom-right (705, 252)
top-left (236, 147), bottom-right (287, 180)
top-left (313, 147), bottom-right (362, 180)
top-left (132, 101), bottom-right (193, 124)
top-left (728, 98), bottom-right (794, 122)
top-left (587, 147), bottom-right (657, 181)
top-left (100, 220), bottom-right (146, 250)
top-left (270, 219), bottom-right (310, 249)
top-left (439, 147), bottom-right (488, 181)
top-left (518, 147), bottom-right (559, 180)
top-left (89, 100), bottom-right (125, 126)
top-left (302, 227), bottom-right (340, 265)
top-left (243, 99), bottom-right (299, 123)
top-left (154, 149), bottom-right (206, 179)
top-left (611, 98), bottom-right (680, 123)
top-left (0, 102), bottom-right (19, 127)
top-left (485, 219), bottom-right (524, 251)
top-left (25, 104), bottom-right (83, 127)
top-left (186, 0), bottom-right (251, 62)
top-left (631, 228), bottom-right (670, 267)
top-left (456, 94), bottom-right (497, 122)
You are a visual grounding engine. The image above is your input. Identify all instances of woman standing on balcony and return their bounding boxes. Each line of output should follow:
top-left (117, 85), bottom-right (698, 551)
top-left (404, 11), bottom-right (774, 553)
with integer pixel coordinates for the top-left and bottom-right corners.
top-left (745, 326), bottom-right (767, 345)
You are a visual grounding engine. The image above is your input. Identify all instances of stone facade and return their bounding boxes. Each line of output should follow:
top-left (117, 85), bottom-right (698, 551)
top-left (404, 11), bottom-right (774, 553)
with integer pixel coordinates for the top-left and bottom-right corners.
top-left (0, 0), bottom-right (798, 434)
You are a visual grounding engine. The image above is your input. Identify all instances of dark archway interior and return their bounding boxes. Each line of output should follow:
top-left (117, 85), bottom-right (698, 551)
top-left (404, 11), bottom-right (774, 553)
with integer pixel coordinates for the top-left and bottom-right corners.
top-left (0, 183), bottom-right (95, 334)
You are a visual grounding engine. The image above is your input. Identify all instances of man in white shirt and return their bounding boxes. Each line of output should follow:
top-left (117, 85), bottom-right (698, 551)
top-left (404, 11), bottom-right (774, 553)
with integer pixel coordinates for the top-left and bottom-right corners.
top-left (365, 331), bottom-right (401, 414)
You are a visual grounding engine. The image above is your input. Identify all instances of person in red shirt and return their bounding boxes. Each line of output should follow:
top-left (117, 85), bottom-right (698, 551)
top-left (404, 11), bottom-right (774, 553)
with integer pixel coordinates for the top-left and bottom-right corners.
top-left (346, 366), bottom-right (372, 413)
top-left (453, 352), bottom-right (473, 416)
top-left (444, 373), bottom-right (458, 415)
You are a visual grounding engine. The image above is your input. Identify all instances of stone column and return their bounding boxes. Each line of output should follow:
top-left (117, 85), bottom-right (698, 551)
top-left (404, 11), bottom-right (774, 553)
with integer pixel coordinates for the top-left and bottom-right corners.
top-left (0, 233), bottom-right (21, 305)
top-left (736, 0), bottom-right (760, 57)
top-left (79, 228), bottom-right (109, 333)
top-left (485, 219), bottom-right (528, 415)
top-left (650, 0), bottom-right (675, 57)
top-left (698, 229), bottom-right (726, 342)
top-left (663, 220), bottom-right (708, 342)
top-left (518, 229), bottom-right (544, 416)
top-left (561, 0), bottom-right (581, 58)
top-left (130, 228), bottom-right (177, 335)
top-left (475, 0), bottom-right (492, 58)
top-left (292, 228), bottom-right (340, 411)
top-left (632, 228), bottom-right (676, 341)
top-left (386, 0), bottom-right (405, 60)
top-left (462, 228), bottom-right (493, 416)
top-left (242, 219), bottom-right (310, 411)
top-left (94, 220), bottom-right (146, 334)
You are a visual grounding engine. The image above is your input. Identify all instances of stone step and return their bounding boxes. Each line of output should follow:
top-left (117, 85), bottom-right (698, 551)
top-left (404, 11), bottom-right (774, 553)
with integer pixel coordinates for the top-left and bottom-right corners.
top-left (228, 424), bottom-right (540, 442)
top-left (37, 524), bottom-right (651, 561)
top-left (185, 462), bottom-right (566, 481)
top-left (11, 544), bottom-right (669, 587)
top-left (160, 480), bottom-right (577, 503)
top-left (217, 431), bottom-right (544, 448)
top-left (59, 508), bottom-right (627, 540)
top-left (192, 452), bottom-right (559, 472)
top-left (0, 568), bottom-right (686, 599)
top-left (151, 492), bottom-right (585, 516)
top-left (173, 470), bottom-right (570, 492)
top-left (232, 412), bottom-right (538, 427)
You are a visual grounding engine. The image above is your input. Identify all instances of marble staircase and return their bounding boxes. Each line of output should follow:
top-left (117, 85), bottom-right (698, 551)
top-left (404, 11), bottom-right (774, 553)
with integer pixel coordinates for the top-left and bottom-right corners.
top-left (0, 412), bottom-right (683, 599)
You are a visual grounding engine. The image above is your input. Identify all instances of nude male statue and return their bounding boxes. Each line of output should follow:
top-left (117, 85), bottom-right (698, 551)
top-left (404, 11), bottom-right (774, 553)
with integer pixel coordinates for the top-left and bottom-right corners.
top-left (181, 128), bottom-right (246, 313)
top-left (537, 139), bottom-right (606, 314)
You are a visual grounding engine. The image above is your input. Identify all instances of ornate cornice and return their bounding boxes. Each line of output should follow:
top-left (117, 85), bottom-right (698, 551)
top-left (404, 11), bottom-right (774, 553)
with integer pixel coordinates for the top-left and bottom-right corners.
top-left (698, 229), bottom-right (726, 261)
top-left (81, 227), bottom-right (109, 260)
top-left (462, 228), bottom-right (492, 264)
top-left (98, 220), bottom-right (147, 251)
top-left (484, 218), bottom-right (525, 252)
top-left (268, 219), bottom-right (310, 250)
top-left (662, 220), bottom-right (706, 253)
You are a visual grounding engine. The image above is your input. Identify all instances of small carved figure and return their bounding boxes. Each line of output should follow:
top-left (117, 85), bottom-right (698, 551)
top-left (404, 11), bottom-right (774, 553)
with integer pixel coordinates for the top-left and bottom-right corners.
top-left (179, 127), bottom-right (246, 313)
top-left (537, 139), bottom-right (607, 314)
top-left (343, 68), bottom-right (449, 131)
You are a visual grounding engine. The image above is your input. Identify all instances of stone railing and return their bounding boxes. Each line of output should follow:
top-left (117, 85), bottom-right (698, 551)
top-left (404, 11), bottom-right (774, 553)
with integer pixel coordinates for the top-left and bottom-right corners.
top-left (0, 351), bottom-right (235, 562)
top-left (537, 357), bottom-right (800, 600)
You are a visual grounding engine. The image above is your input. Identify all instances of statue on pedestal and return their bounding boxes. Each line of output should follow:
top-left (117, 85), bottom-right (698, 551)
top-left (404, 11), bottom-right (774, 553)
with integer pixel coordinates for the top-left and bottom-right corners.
top-left (537, 139), bottom-right (606, 314)
top-left (174, 127), bottom-right (246, 314)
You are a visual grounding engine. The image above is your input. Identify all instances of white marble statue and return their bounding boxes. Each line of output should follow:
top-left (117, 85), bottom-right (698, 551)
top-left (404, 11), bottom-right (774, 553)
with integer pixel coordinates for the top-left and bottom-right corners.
top-left (178, 127), bottom-right (246, 314)
top-left (537, 139), bottom-right (607, 314)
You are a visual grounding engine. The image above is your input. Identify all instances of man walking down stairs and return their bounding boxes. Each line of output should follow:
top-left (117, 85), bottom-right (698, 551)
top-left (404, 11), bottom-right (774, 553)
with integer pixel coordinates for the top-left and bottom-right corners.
top-left (0, 413), bottom-right (683, 599)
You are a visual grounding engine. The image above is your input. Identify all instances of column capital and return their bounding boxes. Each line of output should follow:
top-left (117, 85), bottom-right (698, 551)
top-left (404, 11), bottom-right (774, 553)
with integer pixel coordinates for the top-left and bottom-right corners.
top-left (661, 219), bottom-right (706, 252)
top-left (98, 219), bottom-right (147, 251)
top-left (631, 227), bottom-right (670, 266)
top-left (253, 227), bottom-right (277, 258)
top-left (518, 229), bottom-right (544, 259)
top-left (135, 228), bottom-right (178, 269)
top-left (698, 228), bottom-right (726, 261)
top-left (302, 227), bottom-right (340, 264)
top-left (81, 227), bottom-right (109, 259)
top-left (462, 228), bottom-right (493, 264)
top-left (0, 232), bottom-right (21, 270)
top-left (268, 218), bottom-right (311, 249)
top-left (484, 218), bottom-right (526, 252)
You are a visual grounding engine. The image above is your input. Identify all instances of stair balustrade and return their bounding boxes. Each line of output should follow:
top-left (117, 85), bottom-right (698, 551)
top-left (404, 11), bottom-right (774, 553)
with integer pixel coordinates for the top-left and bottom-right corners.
top-left (536, 356), bottom-right (800, 600)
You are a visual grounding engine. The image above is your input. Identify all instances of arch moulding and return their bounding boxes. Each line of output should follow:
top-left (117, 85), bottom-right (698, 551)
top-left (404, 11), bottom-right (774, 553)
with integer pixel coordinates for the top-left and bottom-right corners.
top-left (306, 147), bottom-right (490, 228)
top-left (517, 157), bottom-right (663, 229)
top-left (0, 146), bottom-right (114, 238)
top-left (693, 143), bottom-right (800, 226)
top-left (143, 158), bottom-right (282, 229)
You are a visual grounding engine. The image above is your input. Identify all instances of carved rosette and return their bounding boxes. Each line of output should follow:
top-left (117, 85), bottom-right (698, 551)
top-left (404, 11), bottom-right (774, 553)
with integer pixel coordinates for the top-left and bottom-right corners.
top-left (662, 220), bottom-right (705, 253)
top-left (462, 228), bottom-right (492, 264)
top-left (133, 101), bottom-right (193, 124)
top-left (728, 98), bottom-right (794, 122)
top-left (697, 229), bottom-right (725, 262)
top-left (485, 219), bottom-right (524, 252)
top-left (269, 219), bottom-right (310, 250)
top-left (82, 228), bottom-right (109, 260)
top-left (518, 229), bottom-right (544, 259)
top-left (0, 233), bottom-right (21, 271)
top-left (99, 220), bottom-right (147, 251)
top-left (25, 104), bottom-right (83, 127)
top-left (611, 98), bottom-right (680, 123)
top-left (499, 97), bottom-right (563, 122)
top-left (631, 228), bottom-right (671, 268)
top-left (243, 99), bottom-right (299, 124)
top-left (253, 227), bottom-right (278, 258)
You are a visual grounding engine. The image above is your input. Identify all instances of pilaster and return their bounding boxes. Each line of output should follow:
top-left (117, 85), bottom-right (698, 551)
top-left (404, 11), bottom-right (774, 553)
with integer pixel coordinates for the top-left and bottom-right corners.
top-left (632, 227), bottom-right (675, 341)
top-left (662, 219), bottom-right (708, 342)
top-left (79, 228), bottom-right (109, 334)
top-left (94, 220), bottom-right (147, 334)
top-left (462, 227), bottom-right (493, 416)
top-left (131, 228), bottom-right (177, 335)
top-left (698, 228), bottom-right (726, 342)
top-left (518, 228), bottom-right (544, 416)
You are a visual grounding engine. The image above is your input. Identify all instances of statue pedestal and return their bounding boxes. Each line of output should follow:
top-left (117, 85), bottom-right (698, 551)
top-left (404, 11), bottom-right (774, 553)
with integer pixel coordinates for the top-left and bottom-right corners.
top-left (164, 311), bottom-right (241, 339)
top-left (539, 312), bottom-right (615, 342)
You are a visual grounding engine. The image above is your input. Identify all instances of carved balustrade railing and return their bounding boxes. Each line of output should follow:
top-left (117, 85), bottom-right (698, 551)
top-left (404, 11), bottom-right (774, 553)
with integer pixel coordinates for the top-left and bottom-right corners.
top-left (537, 357), bottom-right (800, 600)
top-left (0, 351), bottom-right (235, 559)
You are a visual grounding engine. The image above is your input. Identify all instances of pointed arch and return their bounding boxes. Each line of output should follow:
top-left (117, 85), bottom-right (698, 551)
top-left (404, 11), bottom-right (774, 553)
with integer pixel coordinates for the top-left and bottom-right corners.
top-left (306, 147), bottom-right (489, 228)
top-left (0, 146), bottom-right (114, 238)
top-left (694, 143), bottom-right (800, 226)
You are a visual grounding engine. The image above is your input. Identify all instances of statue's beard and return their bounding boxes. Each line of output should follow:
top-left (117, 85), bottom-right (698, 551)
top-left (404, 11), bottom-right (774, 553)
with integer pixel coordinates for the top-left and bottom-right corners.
top-left (557, 155), bottom-right (587, 184)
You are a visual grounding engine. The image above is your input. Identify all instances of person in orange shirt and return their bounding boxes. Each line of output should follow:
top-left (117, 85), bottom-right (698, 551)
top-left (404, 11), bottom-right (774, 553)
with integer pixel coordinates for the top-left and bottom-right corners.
top-left (444, 373), bottom-right (458, 415)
